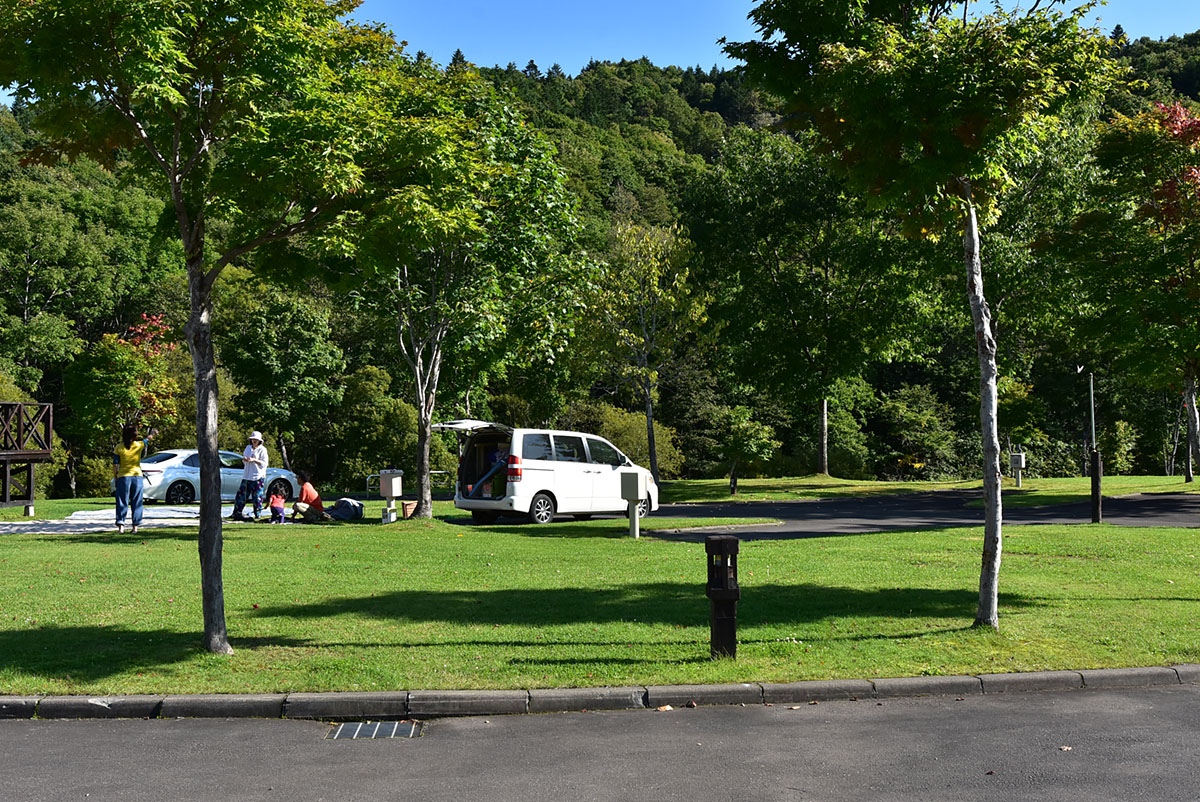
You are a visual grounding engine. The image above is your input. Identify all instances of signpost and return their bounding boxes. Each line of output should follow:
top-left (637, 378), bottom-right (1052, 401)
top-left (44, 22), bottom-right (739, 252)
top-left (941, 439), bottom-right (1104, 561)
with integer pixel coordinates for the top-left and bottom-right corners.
top-left (621, 471), bottom-right (646, 539)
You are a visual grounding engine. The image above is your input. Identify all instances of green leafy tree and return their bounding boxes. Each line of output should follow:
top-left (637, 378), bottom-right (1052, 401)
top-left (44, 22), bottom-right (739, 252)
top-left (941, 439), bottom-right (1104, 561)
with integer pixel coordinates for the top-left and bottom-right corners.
top-left (873, 384), bottom-right (958, 479)
top-left (324, 366), bottom-right (454, 492)
top-left (349, 74), bottom-right (588, 517)
top-left (62, 315), bottom-right (180, 487)
top-left (691, 126), bottom-right (930, 475)
top-left (1058, 103), bottom-right (1200, 476)
top-left (0, 0), bottom-right (452, 653)
top-left (0, 107), bottom-right (179, 393)
top-left (599, 221), bottom-right (707, 482)
top-left (716, 405), bottom-right (780, 494)
top-left (728, 0), bottom-right (1116, 629)
top-left (217, 287), bottom-right (344, 471)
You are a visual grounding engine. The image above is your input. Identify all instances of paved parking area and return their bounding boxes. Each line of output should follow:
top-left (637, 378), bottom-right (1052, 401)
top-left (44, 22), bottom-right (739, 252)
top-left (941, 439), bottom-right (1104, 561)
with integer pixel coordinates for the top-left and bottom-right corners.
top-left (3, 685), bottom-right (1197, 802)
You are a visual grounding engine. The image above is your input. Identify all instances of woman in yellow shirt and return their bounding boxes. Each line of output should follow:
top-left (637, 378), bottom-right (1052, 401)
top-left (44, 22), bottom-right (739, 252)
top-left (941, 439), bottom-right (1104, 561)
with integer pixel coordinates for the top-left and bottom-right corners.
top-left (112, 424), bottom-right (156, 534)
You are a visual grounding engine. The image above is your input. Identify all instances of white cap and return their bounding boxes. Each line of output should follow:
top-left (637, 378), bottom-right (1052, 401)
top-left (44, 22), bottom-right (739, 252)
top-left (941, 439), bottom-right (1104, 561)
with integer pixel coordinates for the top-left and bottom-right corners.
top-left (248, 431), bottom-right (263, 442)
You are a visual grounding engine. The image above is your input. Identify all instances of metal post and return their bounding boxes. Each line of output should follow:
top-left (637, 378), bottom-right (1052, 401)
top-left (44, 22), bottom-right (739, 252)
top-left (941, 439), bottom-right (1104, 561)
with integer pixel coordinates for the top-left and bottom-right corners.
top-left (1089, 373), bottom-right (1097, 450)
top-left (705, 535), bottom-right (740, 659)
top-left (628, 499), bottom-right (640, 539)
top-left (1091, 449), bottom-right (1103, 523)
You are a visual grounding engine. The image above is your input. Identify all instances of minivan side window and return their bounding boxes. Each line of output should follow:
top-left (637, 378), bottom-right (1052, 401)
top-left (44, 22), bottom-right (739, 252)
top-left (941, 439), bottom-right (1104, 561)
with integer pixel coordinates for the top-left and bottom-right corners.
top-left (522, 433), bottom-right (554, 461)
top-left (552, 434), bottom-right (587, 463)
top-left (586, 438), bottom-right (623, 467)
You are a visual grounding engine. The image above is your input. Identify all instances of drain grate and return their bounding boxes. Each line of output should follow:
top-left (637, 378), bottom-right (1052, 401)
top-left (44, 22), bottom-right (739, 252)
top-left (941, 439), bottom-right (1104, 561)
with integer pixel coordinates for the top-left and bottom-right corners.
top-left (327, 720), bottom-right (423, 740)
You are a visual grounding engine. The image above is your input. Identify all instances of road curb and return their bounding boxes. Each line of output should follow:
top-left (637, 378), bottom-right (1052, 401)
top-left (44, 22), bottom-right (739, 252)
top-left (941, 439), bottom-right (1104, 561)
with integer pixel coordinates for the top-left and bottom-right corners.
top-left (0, 696), bottom-right (40, 719)
top-left (872, 675), bottom-right (983, 698)
top-left (528, 686), bottom-right (646, 713)
top-left (161, 693), bottom-right (286, 719)
top-left (284, 692), bottom-right (408, 721)
top-left (977, 670), bottom-right (1084, 694)
top-left (1080, 666), bottom-right (1183, 689)
top-left (762, 679), bottom-right (875, 704)
top-left (407, 690), bottom-right (529, 718)
top-left (646, 683), bottom-right (763, 708)
top-left (38, 695), bottom-right (164, 719)
top-left (8, 665), bottom-right (1198, 721)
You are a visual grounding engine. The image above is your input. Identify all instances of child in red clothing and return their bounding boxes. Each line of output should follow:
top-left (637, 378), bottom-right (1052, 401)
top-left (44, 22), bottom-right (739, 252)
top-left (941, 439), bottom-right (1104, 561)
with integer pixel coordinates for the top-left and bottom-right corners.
top-left (267, 493), bottom-right (287, 524)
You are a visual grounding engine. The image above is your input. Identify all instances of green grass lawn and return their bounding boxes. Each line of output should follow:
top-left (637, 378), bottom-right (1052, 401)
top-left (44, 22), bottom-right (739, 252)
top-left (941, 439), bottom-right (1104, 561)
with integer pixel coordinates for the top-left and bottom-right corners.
top-left (659, 475), bottom-right (980, 503)
top-left (661, 473), bottom-right (1200, 508)
top-left (2, 497), bottom-right (1198, 694)
top-left (994, 475), bottom-right (1200, 508)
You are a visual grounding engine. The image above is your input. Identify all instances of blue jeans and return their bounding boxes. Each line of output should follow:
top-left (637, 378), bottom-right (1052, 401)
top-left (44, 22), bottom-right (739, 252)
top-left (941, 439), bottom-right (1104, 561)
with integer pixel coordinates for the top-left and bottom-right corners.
top-left (115, 475), bottom-right (145, 526)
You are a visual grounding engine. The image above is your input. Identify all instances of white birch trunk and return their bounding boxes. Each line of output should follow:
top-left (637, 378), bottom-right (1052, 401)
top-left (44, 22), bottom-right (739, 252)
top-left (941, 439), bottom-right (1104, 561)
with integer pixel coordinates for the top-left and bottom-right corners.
top-left (817, 397), bottom-right (829, 475)
top-left (958, 180), bottom-right (1004, 631)
top-left (1185, 373), bottom-right (1200, 484)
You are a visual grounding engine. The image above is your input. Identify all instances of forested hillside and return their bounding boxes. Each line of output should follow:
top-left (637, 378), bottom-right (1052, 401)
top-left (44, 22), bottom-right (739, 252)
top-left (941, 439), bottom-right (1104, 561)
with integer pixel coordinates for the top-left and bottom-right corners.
top-left (3, 26), bottom-right (1200, 496)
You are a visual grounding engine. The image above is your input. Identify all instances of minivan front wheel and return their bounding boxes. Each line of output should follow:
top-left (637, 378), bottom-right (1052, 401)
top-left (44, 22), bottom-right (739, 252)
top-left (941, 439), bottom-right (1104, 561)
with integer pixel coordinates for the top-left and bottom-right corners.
top-left (528, 493), bottom-right (556, 525)
top-left (624, 498), bottom-right (649, 519)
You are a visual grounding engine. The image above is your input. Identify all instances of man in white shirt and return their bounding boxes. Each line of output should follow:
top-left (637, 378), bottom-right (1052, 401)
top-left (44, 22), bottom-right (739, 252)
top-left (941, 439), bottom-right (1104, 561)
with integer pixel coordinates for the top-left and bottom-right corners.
top-left (230, 431), bottom-right (269, 521)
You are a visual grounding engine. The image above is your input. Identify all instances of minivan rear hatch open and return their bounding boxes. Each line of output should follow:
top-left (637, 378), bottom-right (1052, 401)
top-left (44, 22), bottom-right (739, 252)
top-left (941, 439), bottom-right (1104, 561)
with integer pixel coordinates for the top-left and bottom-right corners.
top-left (433, 420), bottom-right (514, 499)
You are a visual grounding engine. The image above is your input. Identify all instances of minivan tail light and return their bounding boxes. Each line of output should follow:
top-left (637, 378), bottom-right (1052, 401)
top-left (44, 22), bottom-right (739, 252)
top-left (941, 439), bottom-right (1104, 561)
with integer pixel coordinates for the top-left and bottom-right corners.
top-left (507, 455), bottom-right (522, 482)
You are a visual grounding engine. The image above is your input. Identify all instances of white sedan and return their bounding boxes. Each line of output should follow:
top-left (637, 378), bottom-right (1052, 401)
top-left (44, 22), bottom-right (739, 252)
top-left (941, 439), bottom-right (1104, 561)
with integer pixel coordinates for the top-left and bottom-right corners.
top-left (114, 449), bottom-right (298, 504)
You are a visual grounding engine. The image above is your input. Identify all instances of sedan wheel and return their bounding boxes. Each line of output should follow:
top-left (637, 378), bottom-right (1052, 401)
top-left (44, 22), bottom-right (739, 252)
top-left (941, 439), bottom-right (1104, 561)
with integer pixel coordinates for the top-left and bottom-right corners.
top-left (166, 480), bottom-right (196, 505)
top-left (267, 478), bottom-right (292, 501)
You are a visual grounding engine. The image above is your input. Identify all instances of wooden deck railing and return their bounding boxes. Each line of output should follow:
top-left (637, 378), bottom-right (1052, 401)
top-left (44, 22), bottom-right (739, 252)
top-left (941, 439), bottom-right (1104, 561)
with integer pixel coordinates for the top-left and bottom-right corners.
top-left (0, 402), bottom-right (54, 510)
top-left (0, 402), bottom-right (53, 461)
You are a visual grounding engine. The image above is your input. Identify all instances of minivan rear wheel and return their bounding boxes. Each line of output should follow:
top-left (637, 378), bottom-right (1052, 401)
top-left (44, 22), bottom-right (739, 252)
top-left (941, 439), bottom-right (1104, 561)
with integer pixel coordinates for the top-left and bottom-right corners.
top-left (528, 493), bottom-right (556, 525)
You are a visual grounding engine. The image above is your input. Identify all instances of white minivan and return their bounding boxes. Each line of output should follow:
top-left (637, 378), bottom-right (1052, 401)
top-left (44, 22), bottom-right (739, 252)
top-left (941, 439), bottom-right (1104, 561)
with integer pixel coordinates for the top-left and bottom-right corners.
top-left (432, 420), bottom-right (659, 524)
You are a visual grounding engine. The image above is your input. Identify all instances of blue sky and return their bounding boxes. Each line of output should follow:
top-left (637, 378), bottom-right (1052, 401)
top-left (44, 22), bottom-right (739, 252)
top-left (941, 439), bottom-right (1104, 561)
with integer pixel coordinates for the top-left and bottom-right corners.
top-left (356, 0), bottom-right (1200, 74)
top-left (1, 1), bottom-right (1198, 104)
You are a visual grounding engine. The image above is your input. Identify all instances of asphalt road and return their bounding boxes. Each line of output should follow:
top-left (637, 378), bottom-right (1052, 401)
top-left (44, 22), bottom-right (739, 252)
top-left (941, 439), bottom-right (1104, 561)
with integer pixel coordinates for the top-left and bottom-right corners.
top-left (3, 685), bottom-right (1198, 802)
top-left (656, 490), bottom-right (1200, 540)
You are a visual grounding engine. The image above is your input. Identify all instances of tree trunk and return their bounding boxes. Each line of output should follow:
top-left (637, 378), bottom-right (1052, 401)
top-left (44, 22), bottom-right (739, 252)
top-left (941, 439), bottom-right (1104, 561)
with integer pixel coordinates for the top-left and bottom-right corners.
top-left (410, 345), bottom-right (441, 520)
top-left (817, 397), bottom-right (829, 475)
top-left (1185, 372), bottom-right (1200, 484)
top-left (184, 260), bottom-right (232, 655)
top-left (729, 460), bottom-right (738, 495)
top-left (414, 409), bottom-right (434, 519)
top-left (644, 378), bottom-right (660, 484)
top-left (277, 436), bottom-right (292, 472)
top-left (1168, 395), bottom-right (1183, 475)
top-left (958, 180), bottom-right (1003, 632)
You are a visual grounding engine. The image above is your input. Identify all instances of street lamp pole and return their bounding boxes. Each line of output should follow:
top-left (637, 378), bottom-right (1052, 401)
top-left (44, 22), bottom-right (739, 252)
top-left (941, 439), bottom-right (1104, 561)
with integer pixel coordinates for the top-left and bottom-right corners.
top-left (1089, 372), bottom-right (1096, 450)
top-left (1089, 372), bottom-right (1102, 523)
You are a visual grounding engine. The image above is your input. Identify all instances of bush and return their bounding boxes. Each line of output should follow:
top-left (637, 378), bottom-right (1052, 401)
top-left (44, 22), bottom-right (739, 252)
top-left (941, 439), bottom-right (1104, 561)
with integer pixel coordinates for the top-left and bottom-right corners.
top-left (1024, 438), bottom-right (1081, 478)
top-left (325, 367), bottom-right (454, 494)
top-left (872, 385), bottom-right (958, 480)
top-left (558, 400), bottom-right (684, 478)
top-left (74, 455), bottom-right (115, 498)
top-left (1099, 420), bottom-right (1138, 475)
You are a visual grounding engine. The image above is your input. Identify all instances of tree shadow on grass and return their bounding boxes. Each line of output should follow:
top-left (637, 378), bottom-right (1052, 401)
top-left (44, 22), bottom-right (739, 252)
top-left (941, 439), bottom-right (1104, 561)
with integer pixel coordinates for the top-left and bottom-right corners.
top-left (29, 528), bottom-right (259, 545)
top-left (0, 625), bottom-right (309, 684)
top-left (253, 583), bottom-right (1040, 630)
top-left (443, 515), bottom-right (712, 540)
